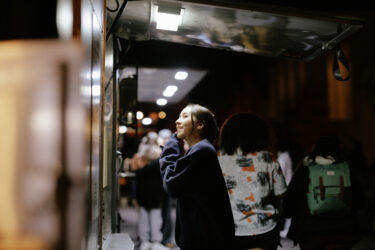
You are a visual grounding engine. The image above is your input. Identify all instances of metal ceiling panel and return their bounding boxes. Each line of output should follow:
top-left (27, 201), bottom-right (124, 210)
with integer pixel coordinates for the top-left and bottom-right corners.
top-left (120, 67), bottom-right (207, 103)
top-left (110, 0), bottom-right (363, 61)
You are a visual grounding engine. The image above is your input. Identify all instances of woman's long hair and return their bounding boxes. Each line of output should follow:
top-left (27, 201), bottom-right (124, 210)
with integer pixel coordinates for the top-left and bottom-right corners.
top-left (186, 104), bottom-right (219, 145)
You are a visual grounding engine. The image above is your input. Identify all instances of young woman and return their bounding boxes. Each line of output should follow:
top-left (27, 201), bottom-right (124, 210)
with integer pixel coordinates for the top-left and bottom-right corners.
top-left (218, 113), bottom-right (287, 250)
top-left (159, 104), bottom-right (235, 250)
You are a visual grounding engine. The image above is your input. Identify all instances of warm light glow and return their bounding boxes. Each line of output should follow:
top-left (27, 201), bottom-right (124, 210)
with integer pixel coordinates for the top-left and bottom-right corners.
top-left (30, 110), bottom-right (60, 133)
top-left (119, 125), bottom-right (127, 134)
top-left (158, 111), bottom-right (166, 119)
top-left (174, 71), bottom-right (188, 80)
top-left (136, 111), bottom-right (144, 120)
top-left (56, 0), bottom-right (73, 39)
top-left (92, 85), bottom-right (101, 97)
top-left (126, 112), bottom-right (134, 124)
top-left (149, 112), bottom-right (159, 121)
top-left (92, 70), bottom-right (100, 80)
top-left (142, 117), bottom-right (152, 125)
top-left (163, 85), bottom-right (178, 97)
top-left (155, 6), bottom-right (184, 31)
top-left (156, 98), bottom-right (168, 106)
top-left (80, 85), bottom-right (100, 97)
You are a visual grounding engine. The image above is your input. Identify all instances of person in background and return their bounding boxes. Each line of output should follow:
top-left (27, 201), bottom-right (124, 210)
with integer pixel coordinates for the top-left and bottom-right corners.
top-left (276, 139), bottom-right (294, 238)
top-left (157, 129), bottom-right (175, 248)
top-left (277, 147), bottom-right (293, 185)
top-left (159, 104), bottom-right (235, 250)
top-left (283, 135), bottom-right (366, 250)
top-left (218, 112), bottom-right (287, 250)
top-left (130, 132), bottom-right (169, 250)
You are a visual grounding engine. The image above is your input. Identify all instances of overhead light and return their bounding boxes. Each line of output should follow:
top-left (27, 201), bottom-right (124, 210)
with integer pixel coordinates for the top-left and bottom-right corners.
top-left (92, 70), bottom-right (100, 80)
top-left (81, 85), bottom-right (101, 97)
top-left (155, 5), bottom-right (184, 32)
top-left (119, 125), bottom-right (127, 134)
top-left (158, 111), bottom-right (166, 119)
top-left (142, 117), bottom-right (152, 126)
top-left (175, 71), bottom-right (188, 80)
top-left (136, 111), bottom-right (144, 120)
top-left (163, 85), bottom-right (178, 97)
top-left (56, 0), bottom-right (73, 40)
top-left (126, 112), bottom-right (134, 124)
top-left (156, 98), bottom-right (168, 106)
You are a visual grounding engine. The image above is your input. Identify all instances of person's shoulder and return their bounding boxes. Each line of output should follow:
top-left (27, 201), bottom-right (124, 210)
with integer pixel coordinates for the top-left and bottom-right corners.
top-left (190, 139), bottom-right (216, 155)
top-left (197, 139), bottom-right (215, 150)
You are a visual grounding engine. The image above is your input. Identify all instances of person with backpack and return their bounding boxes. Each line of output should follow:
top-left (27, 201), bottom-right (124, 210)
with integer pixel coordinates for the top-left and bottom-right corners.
top-left (283, 135), bottom-right (366, 250)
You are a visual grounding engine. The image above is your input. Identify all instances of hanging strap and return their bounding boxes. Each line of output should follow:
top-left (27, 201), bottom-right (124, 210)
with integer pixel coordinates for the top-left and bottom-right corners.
top-left (333, 45), bottom-right (350, 81)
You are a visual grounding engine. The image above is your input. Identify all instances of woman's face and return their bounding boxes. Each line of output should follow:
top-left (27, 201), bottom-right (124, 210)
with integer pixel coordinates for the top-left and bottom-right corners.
top-left (176, 106), bottom-right (194, 141)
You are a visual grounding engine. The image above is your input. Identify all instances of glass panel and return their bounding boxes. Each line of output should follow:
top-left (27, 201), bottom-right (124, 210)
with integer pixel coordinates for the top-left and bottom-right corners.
top-left (102, 36), bottom-right (115, 244)
top-left (86, 8), bottom-right (103, 249)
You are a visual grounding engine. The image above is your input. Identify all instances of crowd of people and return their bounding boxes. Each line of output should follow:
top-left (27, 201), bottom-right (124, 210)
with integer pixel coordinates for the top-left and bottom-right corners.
top-left (123, 103), bottom-right (371, 250)
top-left (128, 130), bottom-right (173, 250)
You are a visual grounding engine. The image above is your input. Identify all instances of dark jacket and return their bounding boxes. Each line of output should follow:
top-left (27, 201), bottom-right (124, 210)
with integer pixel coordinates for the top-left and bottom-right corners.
top-left (283, 158), bottom-right (365, 244)
top-left (135, 158), bottom-right (166, 210)
top-left (159, 134), bottom-right (235, 249)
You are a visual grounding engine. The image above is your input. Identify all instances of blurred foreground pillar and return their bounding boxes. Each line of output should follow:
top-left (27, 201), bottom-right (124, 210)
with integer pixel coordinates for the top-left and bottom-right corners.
top-left (0, 40), bottom-right (87, 250)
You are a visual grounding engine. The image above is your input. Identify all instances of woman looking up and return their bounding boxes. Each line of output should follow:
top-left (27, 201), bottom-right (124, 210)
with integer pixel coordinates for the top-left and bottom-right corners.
top-left (159, 104), bottom-right (235, 250)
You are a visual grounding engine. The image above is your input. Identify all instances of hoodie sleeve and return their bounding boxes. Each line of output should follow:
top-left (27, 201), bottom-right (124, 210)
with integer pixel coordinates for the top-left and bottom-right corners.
top-left (159, 133), bottom-right (210, 198)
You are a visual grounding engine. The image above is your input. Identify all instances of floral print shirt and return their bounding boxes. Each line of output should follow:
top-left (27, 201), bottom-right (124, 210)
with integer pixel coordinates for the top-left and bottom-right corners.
top-left (218, 150), bottom-right (287, 236)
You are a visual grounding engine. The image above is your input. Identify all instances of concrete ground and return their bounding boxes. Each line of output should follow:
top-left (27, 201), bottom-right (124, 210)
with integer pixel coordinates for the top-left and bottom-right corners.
top-left (118, 198), bottom-right (300, 250)
top-left (119, 199), bottom-right (375, 250)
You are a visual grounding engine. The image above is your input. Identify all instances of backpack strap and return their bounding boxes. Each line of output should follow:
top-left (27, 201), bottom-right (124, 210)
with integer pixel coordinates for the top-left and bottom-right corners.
top-left (319, 176), bottom-right (325, 200)
top-left (339, 176), bottom-right (345, 200)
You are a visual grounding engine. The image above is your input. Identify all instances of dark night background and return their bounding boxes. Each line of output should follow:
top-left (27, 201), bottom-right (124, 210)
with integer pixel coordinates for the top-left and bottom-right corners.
top-left (2, 0), bottom-right (375, 218)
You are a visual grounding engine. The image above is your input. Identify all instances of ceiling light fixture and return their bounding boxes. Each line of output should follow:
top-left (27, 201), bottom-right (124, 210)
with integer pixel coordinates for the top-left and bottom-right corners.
top-left (56, 0), bottom-right (73, 39)
top-left (155, 5), bottom-right (184, 32)
top-left (119, 125), bottom-right (127, 134)
top-left (142, 117), bottom-right (152, 126)
top-left (163, 85), bottom-right (178, 97)
top-left (156, 98), bottom-right (168, 106)
top-left (174, 71), bottom-right (188, 80)
top-left (136, 111), bottom-right (144, 120)
top-left (158, 111), bottom-right (166, 119)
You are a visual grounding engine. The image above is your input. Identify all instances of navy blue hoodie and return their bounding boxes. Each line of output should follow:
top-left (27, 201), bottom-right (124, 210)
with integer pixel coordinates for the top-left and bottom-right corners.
top-left (159, 134), bottom-right (235, 250)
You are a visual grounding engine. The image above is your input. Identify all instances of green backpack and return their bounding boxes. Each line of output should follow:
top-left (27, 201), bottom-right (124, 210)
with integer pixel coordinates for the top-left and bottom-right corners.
top-left (307, 161), bottom-right (352, 217)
